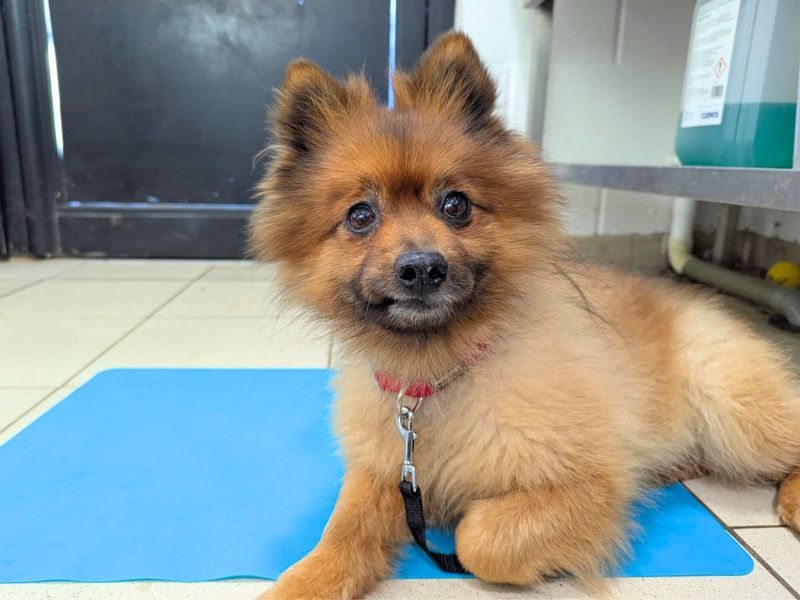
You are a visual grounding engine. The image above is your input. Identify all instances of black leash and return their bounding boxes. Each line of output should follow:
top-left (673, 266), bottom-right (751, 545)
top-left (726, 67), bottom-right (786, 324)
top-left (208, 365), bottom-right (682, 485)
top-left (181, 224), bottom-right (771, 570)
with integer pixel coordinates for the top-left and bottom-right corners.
top-left (396, 398), bottom-right (469, 574)
top-left (399, 480), bottom-right (467, 573)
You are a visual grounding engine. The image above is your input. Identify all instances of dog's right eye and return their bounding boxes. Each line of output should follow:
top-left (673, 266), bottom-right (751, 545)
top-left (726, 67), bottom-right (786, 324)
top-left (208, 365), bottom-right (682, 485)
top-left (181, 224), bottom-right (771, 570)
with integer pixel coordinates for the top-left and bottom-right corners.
top-left (345, 203), bottom-right (377, 233)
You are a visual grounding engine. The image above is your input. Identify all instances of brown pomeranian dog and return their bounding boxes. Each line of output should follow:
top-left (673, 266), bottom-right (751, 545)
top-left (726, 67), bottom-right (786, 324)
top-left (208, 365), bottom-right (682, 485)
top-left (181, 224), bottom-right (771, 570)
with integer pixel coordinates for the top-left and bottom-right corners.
top-left (249, 32), bottom-right (800, 598)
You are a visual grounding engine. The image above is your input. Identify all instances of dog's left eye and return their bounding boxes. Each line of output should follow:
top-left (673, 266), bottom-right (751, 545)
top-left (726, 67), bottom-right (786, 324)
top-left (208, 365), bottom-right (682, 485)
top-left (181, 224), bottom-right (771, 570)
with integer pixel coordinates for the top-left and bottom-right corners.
top-left (345, 203), bottom-right (376, 233)
top-left (441, 192), bottom-right (471, 222)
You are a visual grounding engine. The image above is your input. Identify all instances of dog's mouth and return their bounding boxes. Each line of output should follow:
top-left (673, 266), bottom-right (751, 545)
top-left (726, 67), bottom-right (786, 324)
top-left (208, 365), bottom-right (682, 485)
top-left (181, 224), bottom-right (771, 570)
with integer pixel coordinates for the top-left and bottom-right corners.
top-left (351, 263), bottom-right (486, 333)
top-left (373, 297), bottom-right (397, 310)
top-left (358, 294), bottom-right (467, 332)
top-left (380, 297), bottom-right (456, 330)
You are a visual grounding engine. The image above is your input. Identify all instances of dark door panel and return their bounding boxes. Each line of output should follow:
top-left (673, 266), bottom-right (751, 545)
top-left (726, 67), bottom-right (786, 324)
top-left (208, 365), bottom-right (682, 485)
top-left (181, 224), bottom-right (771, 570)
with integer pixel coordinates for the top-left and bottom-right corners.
top-left (51, 0), bottom-right (392, 207)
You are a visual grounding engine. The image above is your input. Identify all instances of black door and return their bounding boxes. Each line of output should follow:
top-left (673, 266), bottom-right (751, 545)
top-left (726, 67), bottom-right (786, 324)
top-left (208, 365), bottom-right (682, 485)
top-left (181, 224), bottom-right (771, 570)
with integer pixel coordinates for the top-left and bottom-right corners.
top-left (0, 0), bottom-right (453, 258)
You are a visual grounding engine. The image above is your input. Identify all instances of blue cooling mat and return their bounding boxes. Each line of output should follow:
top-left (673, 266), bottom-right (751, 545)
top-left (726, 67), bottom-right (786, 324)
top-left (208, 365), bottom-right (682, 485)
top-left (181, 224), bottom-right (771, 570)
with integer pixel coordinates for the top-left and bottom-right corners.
top-left (0, 369), bottom-right (752, 582)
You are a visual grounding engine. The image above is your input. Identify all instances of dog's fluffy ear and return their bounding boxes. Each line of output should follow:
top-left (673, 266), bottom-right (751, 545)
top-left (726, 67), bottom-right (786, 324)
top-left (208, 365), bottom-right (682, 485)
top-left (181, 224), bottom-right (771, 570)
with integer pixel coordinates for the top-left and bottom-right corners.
top-left (273, 59), bottom-right (371, 155)
top-left (393, 32), bottom-right (496, 131)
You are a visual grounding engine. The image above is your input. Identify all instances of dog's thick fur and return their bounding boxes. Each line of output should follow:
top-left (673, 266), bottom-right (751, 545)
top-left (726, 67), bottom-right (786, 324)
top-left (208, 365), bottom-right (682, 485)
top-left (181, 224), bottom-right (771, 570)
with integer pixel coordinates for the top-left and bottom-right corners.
top-left (250, 32), bottom-right (800, 598)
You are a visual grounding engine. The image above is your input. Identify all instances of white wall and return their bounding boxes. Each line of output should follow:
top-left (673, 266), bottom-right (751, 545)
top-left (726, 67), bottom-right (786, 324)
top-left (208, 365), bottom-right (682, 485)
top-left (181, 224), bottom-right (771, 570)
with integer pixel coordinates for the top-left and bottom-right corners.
top-left (542, 0), bottom-right (695, 236)
top-left (457, 0), bottom-right (798, 245)
top-left (453, 0), bottom-right (540, 135)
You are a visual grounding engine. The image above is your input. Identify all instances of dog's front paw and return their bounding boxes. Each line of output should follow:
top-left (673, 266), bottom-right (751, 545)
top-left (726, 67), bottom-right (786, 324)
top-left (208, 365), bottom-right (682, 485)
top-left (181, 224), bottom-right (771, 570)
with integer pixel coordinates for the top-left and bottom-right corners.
top-left (455, 498), bottom-right (537, 586)
top-left (255, 553), bottom-right (356, 600)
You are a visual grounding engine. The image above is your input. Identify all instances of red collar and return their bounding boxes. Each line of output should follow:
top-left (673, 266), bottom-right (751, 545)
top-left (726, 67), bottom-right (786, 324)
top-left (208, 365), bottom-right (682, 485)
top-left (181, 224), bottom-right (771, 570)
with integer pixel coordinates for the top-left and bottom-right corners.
top-left (374, 340), bottom-right (489, 398)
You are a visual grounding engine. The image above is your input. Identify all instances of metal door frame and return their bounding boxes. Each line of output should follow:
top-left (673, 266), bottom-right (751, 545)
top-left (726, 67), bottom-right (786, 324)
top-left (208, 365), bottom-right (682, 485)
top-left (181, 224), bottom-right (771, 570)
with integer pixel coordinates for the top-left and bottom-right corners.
top-left (1, 0), bottom-right (58, 257)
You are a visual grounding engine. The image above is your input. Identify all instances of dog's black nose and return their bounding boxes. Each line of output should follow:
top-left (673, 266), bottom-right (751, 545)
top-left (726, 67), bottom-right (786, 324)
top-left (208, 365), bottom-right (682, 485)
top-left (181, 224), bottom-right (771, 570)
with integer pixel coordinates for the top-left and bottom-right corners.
top-left (394, 251), bottom-right (448, 295)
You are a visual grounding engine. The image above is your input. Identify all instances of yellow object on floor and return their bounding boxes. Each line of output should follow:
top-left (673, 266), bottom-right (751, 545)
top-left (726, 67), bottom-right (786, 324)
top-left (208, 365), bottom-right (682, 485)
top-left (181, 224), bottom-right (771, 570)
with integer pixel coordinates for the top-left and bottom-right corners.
top-left (766, 261), bottom-right (800, 288)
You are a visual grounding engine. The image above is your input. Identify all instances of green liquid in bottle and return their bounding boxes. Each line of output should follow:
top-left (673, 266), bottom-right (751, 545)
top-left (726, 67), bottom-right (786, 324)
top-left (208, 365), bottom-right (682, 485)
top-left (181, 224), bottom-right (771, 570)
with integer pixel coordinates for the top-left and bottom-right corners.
top-left (676, 102), bottom-right (796, 168)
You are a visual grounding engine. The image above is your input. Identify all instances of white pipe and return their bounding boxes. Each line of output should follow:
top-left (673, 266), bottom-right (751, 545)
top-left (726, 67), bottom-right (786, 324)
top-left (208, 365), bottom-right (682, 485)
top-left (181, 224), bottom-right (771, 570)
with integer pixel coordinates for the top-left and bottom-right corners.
top-left (668, 197), bottom-right (800, 326)
top-left (668, 197), bottom-right (696, 274)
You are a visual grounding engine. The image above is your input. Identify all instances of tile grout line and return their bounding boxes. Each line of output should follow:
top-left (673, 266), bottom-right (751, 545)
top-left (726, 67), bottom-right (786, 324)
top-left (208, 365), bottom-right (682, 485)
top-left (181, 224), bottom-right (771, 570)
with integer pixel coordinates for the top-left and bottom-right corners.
top-left (679, 482), bottom-right (800, 598)
top-left (59, 277), bottom-right (242, 282)
top-left (58, 266), bottom-right (215, 386)
top-left (27, 260), bottom-right (94, 281)
top-left (0, 278), bottom-right (50, 301)
top-left (0, 387), bottom-right (68, 440)
top-left (733, 524), bottom-right (790, 530)
top-left (0, 386), bottom-right (57, 390)
top-left (18, 259), bottom-right (94, 285)
top-left (728, 529), bottom-right (800, 600)
top-left (0, 268), bottom-right (214, 439)
top-left (55, 260), bottom-right (94, 275)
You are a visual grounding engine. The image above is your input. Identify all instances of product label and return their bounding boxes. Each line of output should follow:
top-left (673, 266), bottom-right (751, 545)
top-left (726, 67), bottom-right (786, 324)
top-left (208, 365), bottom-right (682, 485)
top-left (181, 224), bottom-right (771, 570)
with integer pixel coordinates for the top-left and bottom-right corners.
top-left (681, 0), bottom-right (741, 128)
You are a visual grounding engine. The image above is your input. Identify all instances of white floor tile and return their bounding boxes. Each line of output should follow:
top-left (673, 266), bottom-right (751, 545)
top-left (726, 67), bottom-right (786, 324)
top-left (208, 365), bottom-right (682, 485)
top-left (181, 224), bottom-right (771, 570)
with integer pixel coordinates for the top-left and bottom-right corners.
top-left (0, 258), bottom-right (86, 280)
top-left (201, 261), bottom-right (276, 280)
top-left (0, 387), bottom-right (73, 446)
top-left (156, 280), bottom-right (288, 318)
top-left (737, 527), bottom-right (800, 593)
top-left (0, 317), bottom-right (138, 387)
top-left (61, 260), bottom-right (212, 281)
top-left (592, 563), bottom-right (792, 599)
top-left (0, 563), bottom-right (791, 600)
top-left (684, 477), bottom-right (782, 527)
top-left (374, 562), bottom-right (792, 599)
top-left (0, 388), bottom-right (53, 431)
top-left (0, 280), bottom-right (30, 298)
top-left (0, 580), bottom-right (267, 600)
top-left (373, 578), bottom-right (482, 598)
top-left (70, 316), bottom-right (331, 385)
top-left (0, 280), bottom-right (187, 318)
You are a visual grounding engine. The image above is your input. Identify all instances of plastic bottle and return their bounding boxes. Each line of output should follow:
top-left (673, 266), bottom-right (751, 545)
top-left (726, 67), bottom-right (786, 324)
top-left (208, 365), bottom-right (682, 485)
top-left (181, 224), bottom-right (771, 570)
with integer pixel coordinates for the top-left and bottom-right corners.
top-left (676, 0), bottom-right (800, 168)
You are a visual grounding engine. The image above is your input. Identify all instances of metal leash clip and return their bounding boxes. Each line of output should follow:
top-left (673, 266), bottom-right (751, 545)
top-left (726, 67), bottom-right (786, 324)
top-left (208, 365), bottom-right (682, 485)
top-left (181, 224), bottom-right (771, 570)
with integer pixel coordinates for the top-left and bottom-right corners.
top-left (396, 389), bottom-right (423, 492)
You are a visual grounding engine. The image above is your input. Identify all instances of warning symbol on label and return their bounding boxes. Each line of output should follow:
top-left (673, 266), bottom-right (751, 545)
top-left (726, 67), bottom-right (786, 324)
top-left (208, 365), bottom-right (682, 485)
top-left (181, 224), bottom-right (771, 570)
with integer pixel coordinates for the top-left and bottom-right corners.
top-left (714, 57), bottom-right (728, 79)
